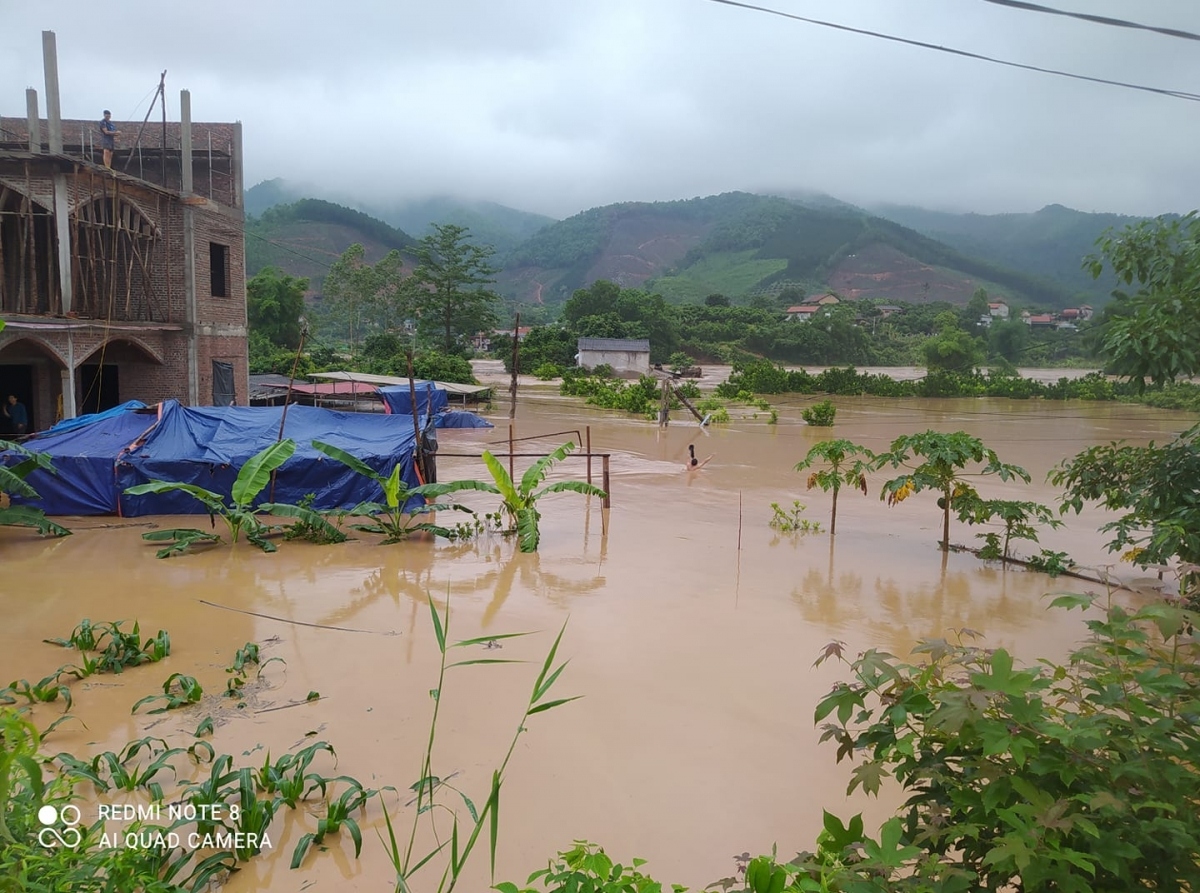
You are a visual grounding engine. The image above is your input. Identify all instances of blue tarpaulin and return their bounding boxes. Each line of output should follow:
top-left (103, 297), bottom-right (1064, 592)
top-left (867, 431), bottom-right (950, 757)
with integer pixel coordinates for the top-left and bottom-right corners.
top-left (379, 382), bottom-right (449, 417)
top-left (6, 400), bottom-right (422, 517)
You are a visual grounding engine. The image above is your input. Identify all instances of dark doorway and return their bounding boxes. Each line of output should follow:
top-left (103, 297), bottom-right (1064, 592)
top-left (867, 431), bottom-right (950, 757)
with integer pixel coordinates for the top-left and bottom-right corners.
top-left (77, 364), bottom-right (120, 414)
top-left (0, 365), bottom-right (35, 435)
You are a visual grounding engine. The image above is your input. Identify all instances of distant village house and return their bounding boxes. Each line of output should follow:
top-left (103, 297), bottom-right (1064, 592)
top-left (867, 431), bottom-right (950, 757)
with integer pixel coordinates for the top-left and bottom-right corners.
top-left (576, 337), bottom-right (650, 377)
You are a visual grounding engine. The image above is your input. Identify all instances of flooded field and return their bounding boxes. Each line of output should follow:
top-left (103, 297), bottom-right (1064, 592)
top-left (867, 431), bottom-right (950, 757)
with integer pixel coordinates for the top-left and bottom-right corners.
top-left (2, 387), bottom-right (1196, 891)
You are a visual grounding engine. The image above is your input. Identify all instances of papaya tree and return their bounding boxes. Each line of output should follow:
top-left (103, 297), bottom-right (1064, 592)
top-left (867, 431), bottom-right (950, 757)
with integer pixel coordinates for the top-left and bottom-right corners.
top-left (794, 439), bottom-right (874, 535)
top-left (874, 431), bottom-right (1030, 552)
top-left (954, 496), bottom-right (1062, 561)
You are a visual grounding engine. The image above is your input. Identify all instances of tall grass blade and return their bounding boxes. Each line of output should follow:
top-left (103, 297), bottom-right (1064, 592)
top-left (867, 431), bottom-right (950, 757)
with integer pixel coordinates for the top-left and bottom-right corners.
top-left (428, 599), bottom-right (446, 654)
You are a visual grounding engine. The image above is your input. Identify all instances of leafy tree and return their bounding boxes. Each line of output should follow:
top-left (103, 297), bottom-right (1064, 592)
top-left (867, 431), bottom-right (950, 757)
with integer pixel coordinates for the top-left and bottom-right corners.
top-left (795, 439), bottom-right (874, 535)
top-left (810, 591), bottom-right (1200, 891)
top-left (323, 244), bottom-right (410, 357)
top-left (1087, 212), bottom-right (1200, 390)
top-left (1051, 424), bottom-right (1200, 582)
top-left (703, 293), bottom-right (730, 307)
top-left (959, 286), bottom-right (989, 330)
top-left (921, 312), bottom-right (984, 373)
top-left (247, 267), bottom-right (308, 349)
top-left (986, 318), bottom-right (1029, 363)
top-left (411, 223), bottom-right (501, 353)
top-left (875, 430), bottom-right (1030, 551)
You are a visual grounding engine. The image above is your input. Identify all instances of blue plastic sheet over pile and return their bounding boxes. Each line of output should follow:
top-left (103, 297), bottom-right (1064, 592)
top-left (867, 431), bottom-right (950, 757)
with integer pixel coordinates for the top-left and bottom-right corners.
top-left (7, 400), bottom-right (421, 517)
top-left (379, 382), bottom-right (449, 416)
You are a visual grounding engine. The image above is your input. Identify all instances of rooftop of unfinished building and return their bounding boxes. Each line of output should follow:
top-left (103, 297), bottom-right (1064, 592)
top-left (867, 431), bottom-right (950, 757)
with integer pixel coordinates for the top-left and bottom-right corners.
top-left (0, 116), bottom-right (238, 155)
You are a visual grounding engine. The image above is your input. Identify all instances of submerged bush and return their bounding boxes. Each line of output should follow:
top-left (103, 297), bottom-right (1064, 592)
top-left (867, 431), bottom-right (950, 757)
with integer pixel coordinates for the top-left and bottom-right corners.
top-left (801, 400), bottom-right (836, 427)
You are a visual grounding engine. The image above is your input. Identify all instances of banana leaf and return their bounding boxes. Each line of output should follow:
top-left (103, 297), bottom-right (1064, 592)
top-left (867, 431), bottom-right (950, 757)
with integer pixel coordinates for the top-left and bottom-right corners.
top-left (519, 440), bottom-right (576, 497)
top-left (231, 439), bottom-right (296, 508)
top-left (0, 505), bottom-right (71, 537)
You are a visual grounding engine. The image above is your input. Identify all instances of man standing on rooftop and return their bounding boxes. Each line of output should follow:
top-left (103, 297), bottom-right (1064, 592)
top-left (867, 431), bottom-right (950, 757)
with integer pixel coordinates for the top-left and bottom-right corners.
top-left (98, 110), bottom-right (119, 168)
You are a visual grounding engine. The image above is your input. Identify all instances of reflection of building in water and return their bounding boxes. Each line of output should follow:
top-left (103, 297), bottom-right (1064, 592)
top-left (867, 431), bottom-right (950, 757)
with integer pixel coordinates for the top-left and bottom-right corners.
top-left (0, 32), bottom-right (247, 433)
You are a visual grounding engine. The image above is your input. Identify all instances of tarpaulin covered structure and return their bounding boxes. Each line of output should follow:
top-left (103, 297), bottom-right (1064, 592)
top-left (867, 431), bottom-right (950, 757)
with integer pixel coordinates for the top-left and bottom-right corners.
top-left (6, 400), bottom-right (422, 516)
top-left (379, 382), bottom-right (449, 417)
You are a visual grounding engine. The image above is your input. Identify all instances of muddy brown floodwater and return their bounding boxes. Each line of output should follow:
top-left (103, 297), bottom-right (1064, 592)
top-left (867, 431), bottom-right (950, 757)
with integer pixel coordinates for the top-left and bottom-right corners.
top-left (1, 387), bottom-right (1196, 892)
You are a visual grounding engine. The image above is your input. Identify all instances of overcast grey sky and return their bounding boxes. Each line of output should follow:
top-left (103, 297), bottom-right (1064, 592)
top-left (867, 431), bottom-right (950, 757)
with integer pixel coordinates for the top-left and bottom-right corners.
top-left (4, 0), bottom-right (1199, 219)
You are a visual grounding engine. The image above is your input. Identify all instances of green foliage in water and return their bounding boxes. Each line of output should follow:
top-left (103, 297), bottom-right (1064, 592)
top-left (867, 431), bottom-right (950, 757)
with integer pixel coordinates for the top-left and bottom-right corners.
top-left (0, 439), bottom-right (71, 539)
top-left (795, 439), bottom-right (874, 536)
top-left (875, 431), bottom-right (1030, 552)
top-left (801, 399), bottom-right (836, 427)
top-left (469, 441), bottom-right (606, 552)
top-left (1052, 423), bottom-right (1200, 578)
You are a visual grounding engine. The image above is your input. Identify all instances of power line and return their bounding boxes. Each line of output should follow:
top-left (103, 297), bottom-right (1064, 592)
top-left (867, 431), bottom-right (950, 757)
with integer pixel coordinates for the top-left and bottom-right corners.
top-left (700, 0), bottom-right (1200, 102)
top-left (980, 0), bottom-right (1200, 43)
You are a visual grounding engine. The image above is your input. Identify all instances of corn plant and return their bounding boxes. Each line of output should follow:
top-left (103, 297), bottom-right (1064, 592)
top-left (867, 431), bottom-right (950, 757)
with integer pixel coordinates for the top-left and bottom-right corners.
top-left (0, 438), bottom-right (71, 538)
top-left (125, 439), bottom-right (343, 556)
top-left (2, 670), bottom-right (73, 711)
top-left (312, 440), bottom-right (484, 543)
top-left (874, 430), bottom-right (1030, 551)
top-left (53, 737), bottom-right (184, 801)
top-left (471, 441), bottom-right (607, 552)
top-left (46, 620), bottom-right (171, 675)
top-left (132, 673), bottom-right (204, 714)
top-left (292, 782), bottom-right (374, 869)
top-left (794, 439), bottom-right (874, 535)
top-left (256, 740), bottom-right (337, 808)
top-left (381, 598), bottom-right (579, 892)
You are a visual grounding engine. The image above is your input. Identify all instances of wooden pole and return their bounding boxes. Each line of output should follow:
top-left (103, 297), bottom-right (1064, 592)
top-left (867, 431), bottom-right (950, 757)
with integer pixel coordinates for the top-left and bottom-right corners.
top-left (585, 426), bottom-right (592, 485)
top-left (601, 454), bottom-right (611, 509)
top-left (508, 423), bottom-right (515, 484)
top-left (123, 72), bottom-right (165, 172)
top-left (508, 313), bottom-right (520, 420)
top-left (672, 384), bottom-right (705, 423)
top-left (269, 321), bottom-right (307, 502)
top-left (407, 350), bottom-right (424, 483)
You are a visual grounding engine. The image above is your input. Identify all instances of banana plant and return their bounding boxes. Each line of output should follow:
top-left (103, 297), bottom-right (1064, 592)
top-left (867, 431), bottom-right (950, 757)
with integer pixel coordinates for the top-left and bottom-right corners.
top-left (474, 441), bottom-right (607, 553)
top-left (312, 440), bottom-right (484, 543)
top-left (125, 439), bottom-right (344, 556)
top-left (0, 439), bottom-right (71, 538)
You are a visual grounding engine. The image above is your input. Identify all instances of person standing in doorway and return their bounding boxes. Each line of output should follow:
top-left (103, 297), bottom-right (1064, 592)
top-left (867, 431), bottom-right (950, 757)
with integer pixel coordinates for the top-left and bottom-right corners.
top-left (98, 110), bottom-right (119, 168)
top-left (4, 395), bottom-right (28, 437)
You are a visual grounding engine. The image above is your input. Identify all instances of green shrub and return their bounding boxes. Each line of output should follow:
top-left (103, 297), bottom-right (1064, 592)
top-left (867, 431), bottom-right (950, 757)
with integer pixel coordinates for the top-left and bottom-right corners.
top-left (532, 363), bottom-right (564, 380)
top-left (802, 400), bottom-right (836, 426)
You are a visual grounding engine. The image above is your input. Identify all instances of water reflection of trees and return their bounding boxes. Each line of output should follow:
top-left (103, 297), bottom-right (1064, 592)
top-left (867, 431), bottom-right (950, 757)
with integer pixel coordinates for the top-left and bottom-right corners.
top-left (791, 541), bottom-right (1057, 654)
top-left (316, 539), bottom-right (608, 635)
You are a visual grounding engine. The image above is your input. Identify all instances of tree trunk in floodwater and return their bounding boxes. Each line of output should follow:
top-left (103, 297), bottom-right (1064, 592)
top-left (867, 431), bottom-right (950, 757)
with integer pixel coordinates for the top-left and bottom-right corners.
top-left (830, 485), bottom-right (838, 536)
top-left (942, 492), bottom-right (951, 551)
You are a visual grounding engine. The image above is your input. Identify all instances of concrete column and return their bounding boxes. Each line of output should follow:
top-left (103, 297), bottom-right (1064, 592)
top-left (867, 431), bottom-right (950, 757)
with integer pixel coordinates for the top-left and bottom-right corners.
top-left (232, 121), bottom-right (244, 208)
top-left (26, 89), bottom-right (40, 153)
top-left (52, 175), bottom-right (74, 316)
top-left (180, 89), bottom-right (193, 194)
top-left (61, 332), bottom-right (77, 420)
top-left (183, 209), bottom-right (200, 405)
top-left (41, 31), bottom-right (63, 154)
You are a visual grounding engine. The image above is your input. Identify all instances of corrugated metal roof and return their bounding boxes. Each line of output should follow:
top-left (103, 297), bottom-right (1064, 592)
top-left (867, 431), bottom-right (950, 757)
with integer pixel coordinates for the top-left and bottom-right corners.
top-left (577, 338), bottom-right (650, 352)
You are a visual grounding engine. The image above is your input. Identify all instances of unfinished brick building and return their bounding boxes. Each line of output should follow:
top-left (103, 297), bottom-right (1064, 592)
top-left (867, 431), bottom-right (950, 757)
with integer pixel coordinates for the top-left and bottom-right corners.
top-left (0, 32), bottom-right (247, 435)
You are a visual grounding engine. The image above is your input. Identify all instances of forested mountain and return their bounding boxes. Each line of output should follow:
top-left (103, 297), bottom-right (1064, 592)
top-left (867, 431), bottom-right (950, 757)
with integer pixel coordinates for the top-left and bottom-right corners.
top-left (245, 199), bottom-right (416, 291)
top-left (498, 192), bottom-right (1078, 309)
top-left (244, 179), bottom-right (554, 256)
top-left (870, 203), bottom-right (1147, 303)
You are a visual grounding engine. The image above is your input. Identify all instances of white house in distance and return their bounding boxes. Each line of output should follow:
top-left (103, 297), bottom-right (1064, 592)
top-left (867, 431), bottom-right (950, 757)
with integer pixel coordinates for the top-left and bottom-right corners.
top-left (989, 301), bottom-right (1010, 319)
top-left (576, 338), bottom-right (651, 377)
